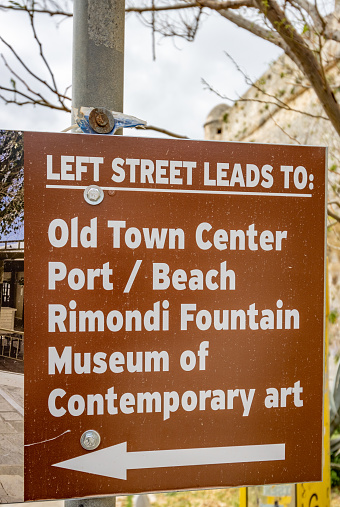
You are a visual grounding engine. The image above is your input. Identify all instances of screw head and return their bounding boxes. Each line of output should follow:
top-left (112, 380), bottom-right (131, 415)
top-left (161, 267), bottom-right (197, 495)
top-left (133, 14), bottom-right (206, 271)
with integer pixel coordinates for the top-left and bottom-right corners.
top-left (95, 112), bottom-right (108, 127)
top-left (80, 430), bottom-right (101, 451)
top-left (89, 107), bottom-right (115, 133)
top-left (84, 185), bottom-right (104, 205)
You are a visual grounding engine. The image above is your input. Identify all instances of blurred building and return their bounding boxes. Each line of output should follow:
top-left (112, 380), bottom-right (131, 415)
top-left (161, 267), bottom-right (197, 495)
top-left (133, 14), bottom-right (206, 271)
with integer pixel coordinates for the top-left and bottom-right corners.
top-left (0, 227), bottom-right (24, 330)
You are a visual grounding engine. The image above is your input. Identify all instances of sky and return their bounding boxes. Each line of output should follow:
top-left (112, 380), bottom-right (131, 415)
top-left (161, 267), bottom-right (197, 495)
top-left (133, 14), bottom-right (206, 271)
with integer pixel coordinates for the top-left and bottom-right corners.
top-left (0, 3), bottom-right (282, 140)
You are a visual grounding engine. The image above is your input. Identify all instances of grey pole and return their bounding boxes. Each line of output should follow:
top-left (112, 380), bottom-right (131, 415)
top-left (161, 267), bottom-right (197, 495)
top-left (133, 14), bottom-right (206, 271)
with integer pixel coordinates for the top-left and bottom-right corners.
top-left (72, 0), bottom-right (125, 115)
top-left (65, 1), bottom-right (125, 506)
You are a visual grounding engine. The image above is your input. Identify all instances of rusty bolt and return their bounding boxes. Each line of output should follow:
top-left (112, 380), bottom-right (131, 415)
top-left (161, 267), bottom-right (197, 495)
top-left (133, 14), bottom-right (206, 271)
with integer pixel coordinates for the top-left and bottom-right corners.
top-left (89, 107), bottom-right (115, 134)
top-left (95, 113), bottom-right (108, 127)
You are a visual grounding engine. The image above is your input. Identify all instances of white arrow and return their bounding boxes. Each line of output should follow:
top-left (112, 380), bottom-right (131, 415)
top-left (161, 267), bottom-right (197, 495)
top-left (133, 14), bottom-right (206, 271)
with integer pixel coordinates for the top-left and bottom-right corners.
top-left (52, 442), bottom-right (285, 480)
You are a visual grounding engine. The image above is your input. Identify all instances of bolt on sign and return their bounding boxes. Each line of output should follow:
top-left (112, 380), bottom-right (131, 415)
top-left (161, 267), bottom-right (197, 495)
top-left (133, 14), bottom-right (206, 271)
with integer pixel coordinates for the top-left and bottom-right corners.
top-left (23, 132), bottom-right (327, 501)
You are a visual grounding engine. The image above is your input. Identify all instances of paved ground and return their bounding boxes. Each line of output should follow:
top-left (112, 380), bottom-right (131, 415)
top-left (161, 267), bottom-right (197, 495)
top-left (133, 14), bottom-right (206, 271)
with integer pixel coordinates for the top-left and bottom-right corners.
top-left (0, 368), bottom-right (24, 504)
top-left (0, 367), bottom-right (65, 507)
top-left (0, 357), bottom-right (24, 375)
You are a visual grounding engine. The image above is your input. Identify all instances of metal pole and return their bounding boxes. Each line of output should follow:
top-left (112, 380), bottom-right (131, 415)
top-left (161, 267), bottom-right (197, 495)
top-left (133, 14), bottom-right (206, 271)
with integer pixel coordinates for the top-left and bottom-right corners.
top-left (72, 0), bottom-right (125, 114)
top-left (66, 1), bottom-right (125, 505)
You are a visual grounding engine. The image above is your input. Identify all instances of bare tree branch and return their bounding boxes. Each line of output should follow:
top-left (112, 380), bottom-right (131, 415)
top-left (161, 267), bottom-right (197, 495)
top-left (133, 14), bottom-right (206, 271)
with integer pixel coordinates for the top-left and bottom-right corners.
top-left (289, 0), bottom-right (325, 33)
top-left (269, 113), bottom-right (302, 143)
top-left (126, 2), bottom-right (199, 13)
top-left (202, 69), bottom-right (329, 122)
top-left (252, 0), bottom-right (340, 137)
top-left (126, 0), bottom-right (254, 13)
top-left (136, 124), bottom-right (189, 138)
top-left (0, 0), bottom-right (72, 16)
top-left (0, 5), bottom-right (71, 15)
top-left (1, 53), bottom-right (55, 104)
top-left (0, 36), bottom-right (69, 101)
top-left (0, 2), bottom-right (71, 113)
top-left (328, 208), bottom-right (340, 222)
top-left (216, 8), bottom-right (304, 67)
top-left (205, 84), bottom-right (330, 120)
top-left (27, 1), bottom-right (62, 104)
top-left (198, 0), bottom-right (255, 8)
top-left (0, 86), bottom-right (70, 111)
top-left (223, 50), bottom-right (331, 119)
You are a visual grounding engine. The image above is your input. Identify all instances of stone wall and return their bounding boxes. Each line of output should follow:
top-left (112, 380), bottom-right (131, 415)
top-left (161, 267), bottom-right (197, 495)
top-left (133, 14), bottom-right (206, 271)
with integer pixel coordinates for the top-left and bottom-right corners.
top-left (204, 46), bottom-right (340, 364)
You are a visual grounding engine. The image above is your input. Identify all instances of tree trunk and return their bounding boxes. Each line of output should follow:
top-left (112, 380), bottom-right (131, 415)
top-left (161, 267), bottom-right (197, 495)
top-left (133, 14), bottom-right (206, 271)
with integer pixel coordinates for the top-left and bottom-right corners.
top-left (254, 0), bottom-right (340, 138)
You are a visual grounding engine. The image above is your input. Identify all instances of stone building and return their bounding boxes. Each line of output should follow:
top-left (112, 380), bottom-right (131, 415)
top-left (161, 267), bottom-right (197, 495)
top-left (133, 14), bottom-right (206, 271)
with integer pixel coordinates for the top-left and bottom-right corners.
top-left (203, 50), bottom-right (340, 363)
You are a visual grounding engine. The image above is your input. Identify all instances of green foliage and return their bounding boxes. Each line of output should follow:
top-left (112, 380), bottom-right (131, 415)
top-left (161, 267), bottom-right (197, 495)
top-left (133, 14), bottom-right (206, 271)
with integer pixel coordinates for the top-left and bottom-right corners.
top-left (125, 496), bottom-right (133, 507)
top-left (329, 309), bottom-right (339, 324)
top-left (0, 130), bottom-right (24, 234)
top-left (332, 452), bottom-right (340, 487)
top-left (330, 164), bottom-right (337, 172)
top-left (331, 468), bottom-right (340, 487)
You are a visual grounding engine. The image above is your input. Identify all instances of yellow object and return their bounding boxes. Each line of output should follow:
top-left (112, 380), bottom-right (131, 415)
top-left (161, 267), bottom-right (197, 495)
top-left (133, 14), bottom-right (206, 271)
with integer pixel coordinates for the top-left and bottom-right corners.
top-left (239, 487), bottom-right (247, 506)
top-left (266, 494), bottom-right (292, 505)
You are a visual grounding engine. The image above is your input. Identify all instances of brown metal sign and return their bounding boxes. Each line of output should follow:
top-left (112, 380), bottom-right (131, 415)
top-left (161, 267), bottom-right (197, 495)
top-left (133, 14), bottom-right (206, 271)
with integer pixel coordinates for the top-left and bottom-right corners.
top-left (24, 132), bottom-right (326, 501)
